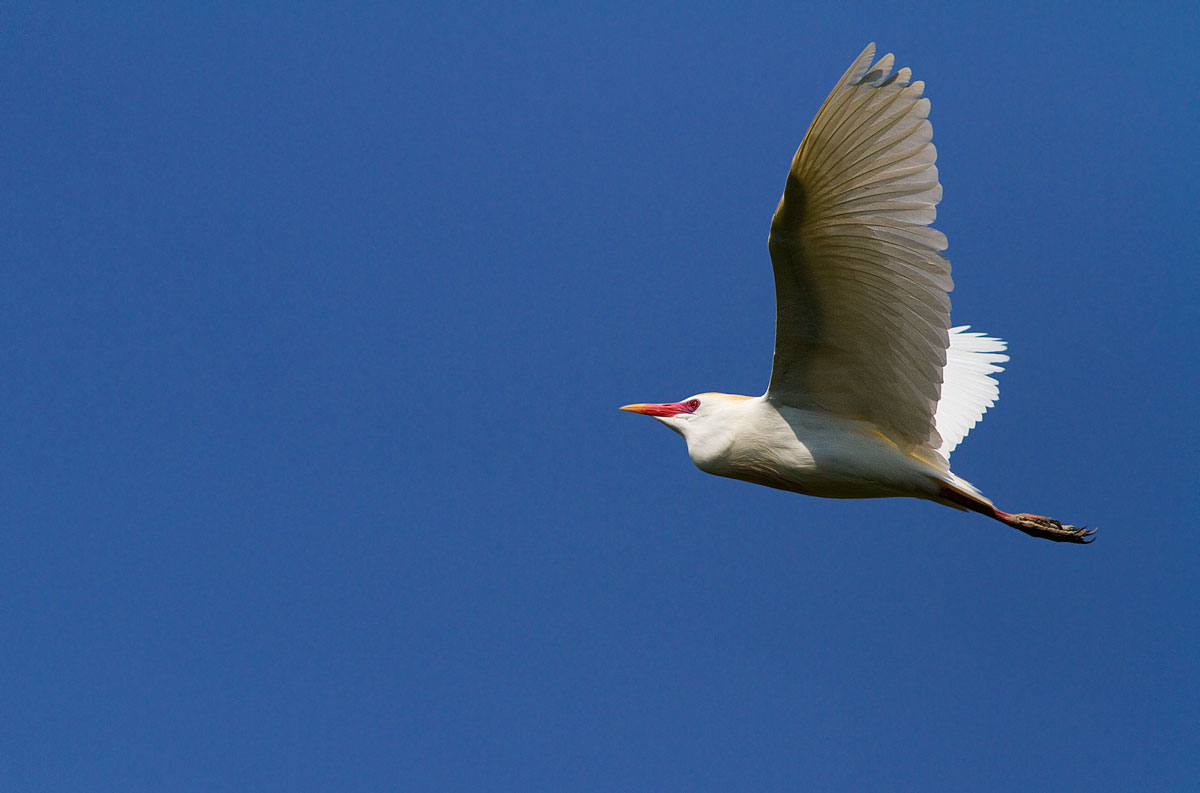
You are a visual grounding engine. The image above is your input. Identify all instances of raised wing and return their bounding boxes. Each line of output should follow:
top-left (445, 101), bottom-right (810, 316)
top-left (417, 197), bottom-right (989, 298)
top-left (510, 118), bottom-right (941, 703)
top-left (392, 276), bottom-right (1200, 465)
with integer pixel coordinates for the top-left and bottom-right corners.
top-left (767, 44), bottom-right (952, 450)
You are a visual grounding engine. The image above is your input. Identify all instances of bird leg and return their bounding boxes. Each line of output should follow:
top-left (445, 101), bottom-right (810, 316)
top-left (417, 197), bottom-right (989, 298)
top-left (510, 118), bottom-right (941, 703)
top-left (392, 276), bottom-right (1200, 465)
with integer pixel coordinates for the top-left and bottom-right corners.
top-left (992, 510), bottom-right (1096, 544)
top-left (935, 485), bottom-right (1095, 544)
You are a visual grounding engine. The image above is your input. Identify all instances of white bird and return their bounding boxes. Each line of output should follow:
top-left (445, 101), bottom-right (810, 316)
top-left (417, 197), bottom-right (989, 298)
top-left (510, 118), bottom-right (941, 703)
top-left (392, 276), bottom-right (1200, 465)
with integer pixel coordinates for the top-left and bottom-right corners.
top-left (621, 44), bottom-right (1093, 543)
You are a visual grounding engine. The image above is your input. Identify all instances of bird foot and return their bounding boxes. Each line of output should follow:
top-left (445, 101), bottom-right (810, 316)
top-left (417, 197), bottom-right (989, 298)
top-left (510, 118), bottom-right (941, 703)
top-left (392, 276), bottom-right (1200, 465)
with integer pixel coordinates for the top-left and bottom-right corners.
top-left (1003, 513), bottom-right (1096, 544)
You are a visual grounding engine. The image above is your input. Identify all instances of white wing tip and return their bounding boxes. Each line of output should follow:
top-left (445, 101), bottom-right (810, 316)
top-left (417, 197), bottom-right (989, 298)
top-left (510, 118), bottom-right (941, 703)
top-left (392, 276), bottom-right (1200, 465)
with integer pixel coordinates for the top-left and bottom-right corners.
top-left (934, 326), bottom-right (1010, 458)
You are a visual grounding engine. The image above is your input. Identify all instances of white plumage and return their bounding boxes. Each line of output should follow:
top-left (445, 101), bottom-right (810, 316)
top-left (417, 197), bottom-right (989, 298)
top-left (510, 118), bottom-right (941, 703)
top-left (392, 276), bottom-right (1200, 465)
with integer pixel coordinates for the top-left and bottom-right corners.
top-left (936, 326), bottom-right (1008, 459)
top-left (621, 44), bottom-right (1092, 543)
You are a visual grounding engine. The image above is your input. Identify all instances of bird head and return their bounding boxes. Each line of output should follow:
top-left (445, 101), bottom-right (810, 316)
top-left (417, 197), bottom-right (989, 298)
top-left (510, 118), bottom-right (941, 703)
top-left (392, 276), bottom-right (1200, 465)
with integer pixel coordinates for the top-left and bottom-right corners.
top-left (619, 392), bottom-right (750, 438)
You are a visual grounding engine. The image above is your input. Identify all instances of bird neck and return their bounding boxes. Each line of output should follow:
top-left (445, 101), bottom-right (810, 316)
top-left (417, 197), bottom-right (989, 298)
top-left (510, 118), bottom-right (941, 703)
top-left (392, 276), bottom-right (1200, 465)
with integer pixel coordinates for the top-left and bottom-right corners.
top-left (683, 394), bottom-right (761, 474)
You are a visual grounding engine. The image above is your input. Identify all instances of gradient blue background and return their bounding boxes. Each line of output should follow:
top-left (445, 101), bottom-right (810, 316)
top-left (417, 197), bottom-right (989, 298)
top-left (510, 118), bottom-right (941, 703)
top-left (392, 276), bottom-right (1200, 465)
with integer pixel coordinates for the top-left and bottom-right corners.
top-left (3, 4), bottom-right (1197, 791)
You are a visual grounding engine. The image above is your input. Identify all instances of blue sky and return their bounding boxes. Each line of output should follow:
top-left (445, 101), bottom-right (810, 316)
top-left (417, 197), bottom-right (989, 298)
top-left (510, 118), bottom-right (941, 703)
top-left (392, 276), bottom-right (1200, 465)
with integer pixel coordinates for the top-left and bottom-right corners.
top-left (3, 4), bottom-right (1197, 791)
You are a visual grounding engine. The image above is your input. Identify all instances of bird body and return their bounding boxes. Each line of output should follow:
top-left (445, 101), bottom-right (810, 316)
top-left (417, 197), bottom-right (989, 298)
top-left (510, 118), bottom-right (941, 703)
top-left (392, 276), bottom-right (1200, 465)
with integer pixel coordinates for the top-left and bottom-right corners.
top-left (622, 44), bottom-right (1093, 543)
top-left (673, 395), bottom-right (936, 501)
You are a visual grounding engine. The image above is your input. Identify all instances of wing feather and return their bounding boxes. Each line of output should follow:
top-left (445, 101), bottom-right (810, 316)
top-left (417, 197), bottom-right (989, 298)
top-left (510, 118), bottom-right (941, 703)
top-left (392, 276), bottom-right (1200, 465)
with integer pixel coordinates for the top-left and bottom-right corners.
top-left (934, 327), bottom-right (1009, 458)
top-left (767, 44), bottom-right (955, 449)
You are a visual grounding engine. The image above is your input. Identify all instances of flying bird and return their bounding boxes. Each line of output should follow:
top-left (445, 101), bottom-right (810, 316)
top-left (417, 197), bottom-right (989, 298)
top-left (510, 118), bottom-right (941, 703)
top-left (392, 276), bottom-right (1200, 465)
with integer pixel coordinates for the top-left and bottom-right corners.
top-left (621, 44), bottom-right (1093, 543)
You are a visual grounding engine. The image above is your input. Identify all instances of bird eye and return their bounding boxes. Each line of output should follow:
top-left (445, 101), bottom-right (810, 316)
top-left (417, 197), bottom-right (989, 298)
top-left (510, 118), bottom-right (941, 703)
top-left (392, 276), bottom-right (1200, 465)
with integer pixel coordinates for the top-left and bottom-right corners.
top-left (687, 400), bottom-right (700, 410)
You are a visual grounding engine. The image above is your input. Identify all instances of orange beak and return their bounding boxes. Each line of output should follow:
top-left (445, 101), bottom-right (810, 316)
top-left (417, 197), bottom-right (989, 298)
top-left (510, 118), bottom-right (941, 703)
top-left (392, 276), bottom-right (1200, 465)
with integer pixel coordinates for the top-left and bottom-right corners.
top-left (620, 402), bottom-right (693, 417)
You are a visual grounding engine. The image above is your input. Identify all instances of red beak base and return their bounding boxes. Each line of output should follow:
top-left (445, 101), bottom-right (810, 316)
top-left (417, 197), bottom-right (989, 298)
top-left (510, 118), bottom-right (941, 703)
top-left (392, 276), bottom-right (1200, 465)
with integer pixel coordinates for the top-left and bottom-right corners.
top-left (619, 401), bottom-right (695, 417)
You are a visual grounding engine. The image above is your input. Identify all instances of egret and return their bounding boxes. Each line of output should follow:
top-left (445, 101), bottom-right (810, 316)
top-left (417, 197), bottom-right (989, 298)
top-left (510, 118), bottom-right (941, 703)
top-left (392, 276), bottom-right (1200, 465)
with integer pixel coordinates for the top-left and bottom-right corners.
top-left (621, 44), bottom-right (1093, 543)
